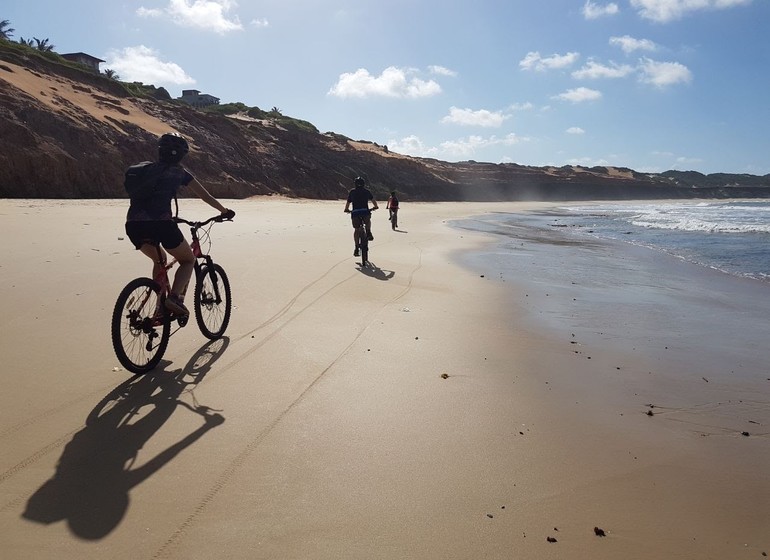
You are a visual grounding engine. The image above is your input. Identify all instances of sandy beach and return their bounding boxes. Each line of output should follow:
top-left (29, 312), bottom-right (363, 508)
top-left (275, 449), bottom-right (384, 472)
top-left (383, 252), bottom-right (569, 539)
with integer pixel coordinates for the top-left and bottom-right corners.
top-left (0, 197), bottom-right (768, 559)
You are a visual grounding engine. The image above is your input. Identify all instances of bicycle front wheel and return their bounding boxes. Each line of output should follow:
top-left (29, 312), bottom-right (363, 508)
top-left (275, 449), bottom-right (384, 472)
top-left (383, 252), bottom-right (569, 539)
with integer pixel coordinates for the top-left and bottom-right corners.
top-left (111, 278), bottom-right (170, 374)
top-left (194, 263), bottom-right (232, 339)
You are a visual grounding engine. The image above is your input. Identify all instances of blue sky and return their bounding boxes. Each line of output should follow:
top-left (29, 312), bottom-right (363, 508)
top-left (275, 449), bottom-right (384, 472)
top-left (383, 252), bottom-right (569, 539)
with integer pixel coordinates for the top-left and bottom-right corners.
top-left (4, 0), bottom-right (769, 174)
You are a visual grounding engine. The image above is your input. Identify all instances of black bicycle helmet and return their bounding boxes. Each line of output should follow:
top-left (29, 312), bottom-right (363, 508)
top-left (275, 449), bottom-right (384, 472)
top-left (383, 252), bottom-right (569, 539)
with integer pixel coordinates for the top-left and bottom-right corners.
top-left (158, 132), bottom-right (189, 163)
top-left (354, 176), bottom-right (366, 188)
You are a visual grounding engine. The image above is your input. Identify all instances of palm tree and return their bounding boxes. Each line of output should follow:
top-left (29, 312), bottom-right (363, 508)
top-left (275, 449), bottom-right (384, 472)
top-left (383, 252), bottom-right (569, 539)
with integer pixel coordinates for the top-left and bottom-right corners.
top-left (269, 106), bottom-right (283, 116)
top-left (104, 69), bottom-right (121, 81)
top-left (0, 19), bottom-right (15, 40)
top-left (33, 37), bottom-right (55, 52)
top-left (18, 37), bottom-right (34, 47)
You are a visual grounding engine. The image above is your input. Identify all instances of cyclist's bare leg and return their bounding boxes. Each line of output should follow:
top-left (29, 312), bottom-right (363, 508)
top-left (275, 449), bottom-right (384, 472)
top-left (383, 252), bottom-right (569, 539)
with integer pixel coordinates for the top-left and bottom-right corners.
top-left (363, 215), bottom-right (372, 238)
top-left (139, 243), bottom-right (167, 280)
top-left (166, 240), bottom-right (195, 299)
top-left (352, 217), bottom-right (362, 248)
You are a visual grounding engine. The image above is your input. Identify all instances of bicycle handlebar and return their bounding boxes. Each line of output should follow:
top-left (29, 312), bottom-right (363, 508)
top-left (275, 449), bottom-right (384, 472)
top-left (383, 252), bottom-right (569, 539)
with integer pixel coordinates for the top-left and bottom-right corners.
top-left (175, 210), bottom-right (235, 229)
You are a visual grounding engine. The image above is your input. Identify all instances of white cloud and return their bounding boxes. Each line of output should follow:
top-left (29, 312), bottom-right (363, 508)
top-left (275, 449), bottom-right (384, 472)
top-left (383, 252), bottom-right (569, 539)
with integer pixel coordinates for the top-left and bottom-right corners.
top-left (582, 1), bottom-right (620, 19)
top-left (251, 18), bottom-right (269, 28)
top-left (609, 35), bottom-right (658, 53)
top-left (673, 155), bottom-right (704, 168)
top-left (428, 65), bottom-right (458, 77)
top-left (136, 7), bottom-right (163, 17)
top-left (567, 127), bottom-right (586, 135)
top-left (572, 60), bottom-right (635, 79)
top-left (439, 134), bottom-right (528, 158)
top-left (104, 45), bottom-right (195, 86)
top-left (388, 133), bottom-right (528, 159)
top-left (553, 87), bottom-right (603, 103)
top-left (387, 135), bottom-right (438, 158)
top-left (567, 156), bottom-right (612, 166)
top-left (328, 67), bottom-right (442, 99)
top-left (441, 107), bottom-right (509, 127)
top-left (137, 0), bottom-right (243, 34)
top-left (520, 51), bottom-right (580, 72)
top-left (509, 102), bottom-right (535, 111)
top-left (630, 0), bottom-right (752, 23)
top-left (638, 57), bottom-right (692, 87)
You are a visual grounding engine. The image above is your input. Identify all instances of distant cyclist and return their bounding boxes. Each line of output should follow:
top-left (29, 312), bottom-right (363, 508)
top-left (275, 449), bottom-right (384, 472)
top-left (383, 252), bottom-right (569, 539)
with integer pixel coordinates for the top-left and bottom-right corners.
top-left (386, 190), bottom-right (399, 229)
top-left (124, 132), bottom-right (234, 318)
top-left (343, 176), bottom-right (378, 257)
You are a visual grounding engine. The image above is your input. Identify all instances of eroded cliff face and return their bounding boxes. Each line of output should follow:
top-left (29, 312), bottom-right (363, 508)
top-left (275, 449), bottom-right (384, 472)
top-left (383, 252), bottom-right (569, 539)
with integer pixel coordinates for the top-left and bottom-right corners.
top-left (1, 46), bottom-right (769, 201)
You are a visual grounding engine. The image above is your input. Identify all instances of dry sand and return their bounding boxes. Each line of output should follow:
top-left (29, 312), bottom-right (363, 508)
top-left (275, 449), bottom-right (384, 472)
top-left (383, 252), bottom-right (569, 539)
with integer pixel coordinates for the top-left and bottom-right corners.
top-left (0, 197), bottom-right (768, 559)
top-left (0, 60), bottom-right (173, 136)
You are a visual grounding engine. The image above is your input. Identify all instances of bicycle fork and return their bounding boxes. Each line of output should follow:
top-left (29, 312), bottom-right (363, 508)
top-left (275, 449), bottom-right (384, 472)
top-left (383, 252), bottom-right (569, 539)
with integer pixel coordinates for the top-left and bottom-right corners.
top-left (196, 257), bottom-right (223, 306)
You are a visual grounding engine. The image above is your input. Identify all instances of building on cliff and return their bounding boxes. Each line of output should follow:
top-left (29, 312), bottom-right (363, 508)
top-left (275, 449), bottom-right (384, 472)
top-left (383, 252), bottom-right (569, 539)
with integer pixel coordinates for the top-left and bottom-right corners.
top-left (178, 89), bottom-right (220, 108)
top-left (60, 52), bottom-right (104, 73)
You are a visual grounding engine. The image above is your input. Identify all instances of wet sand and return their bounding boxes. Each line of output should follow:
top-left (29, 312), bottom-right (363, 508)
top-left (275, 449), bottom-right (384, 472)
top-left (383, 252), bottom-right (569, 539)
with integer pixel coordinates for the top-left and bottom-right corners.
top-left (0, 198), bottom-right (767, 559)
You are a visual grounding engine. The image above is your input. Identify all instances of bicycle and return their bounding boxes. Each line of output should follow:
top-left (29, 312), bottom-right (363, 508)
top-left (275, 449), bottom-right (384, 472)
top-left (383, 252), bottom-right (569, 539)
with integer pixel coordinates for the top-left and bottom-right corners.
top-left (111, 214), bottom-right (233, 374)
top-left (346, 207), bottom-right (376, 266)
top-left (389, 208), bottom-right (398, 230)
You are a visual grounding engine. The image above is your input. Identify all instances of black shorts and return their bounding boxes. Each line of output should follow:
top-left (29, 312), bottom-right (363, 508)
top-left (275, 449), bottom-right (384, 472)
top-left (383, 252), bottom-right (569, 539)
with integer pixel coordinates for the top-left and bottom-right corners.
top-left (350, 210), bottom-right (371, 229)
top-left (125, 220), bottom-right (185, 250)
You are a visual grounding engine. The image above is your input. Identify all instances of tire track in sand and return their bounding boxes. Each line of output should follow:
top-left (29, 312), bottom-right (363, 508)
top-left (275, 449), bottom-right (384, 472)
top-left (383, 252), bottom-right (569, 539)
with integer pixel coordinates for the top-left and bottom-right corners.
top-left (152, 243), bottom-right (425, 559)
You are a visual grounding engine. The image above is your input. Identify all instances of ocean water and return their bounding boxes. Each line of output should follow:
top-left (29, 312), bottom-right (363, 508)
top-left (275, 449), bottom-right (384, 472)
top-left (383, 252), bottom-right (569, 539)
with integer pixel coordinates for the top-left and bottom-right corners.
top-left (550, 200), bottom-right (770, 282)
top-left (452, 199), bottom-right (770, 385)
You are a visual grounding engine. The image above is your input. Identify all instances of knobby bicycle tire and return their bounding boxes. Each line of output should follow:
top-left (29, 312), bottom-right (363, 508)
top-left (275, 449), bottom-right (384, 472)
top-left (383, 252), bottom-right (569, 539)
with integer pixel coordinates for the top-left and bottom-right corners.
top-left (194, 263), bottom-right (232, 339)
top-left (360, 236), bottom-right (369, 266)
top-left (111, 277), bottom-right (170, 374)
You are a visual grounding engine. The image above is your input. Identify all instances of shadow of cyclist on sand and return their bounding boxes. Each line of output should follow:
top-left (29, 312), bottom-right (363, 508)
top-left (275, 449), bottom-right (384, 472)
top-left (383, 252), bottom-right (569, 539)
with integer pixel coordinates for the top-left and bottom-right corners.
top-left (358, 261), bottom-right (395, 281)
top-left (22, 337), bottom-right (229, 540)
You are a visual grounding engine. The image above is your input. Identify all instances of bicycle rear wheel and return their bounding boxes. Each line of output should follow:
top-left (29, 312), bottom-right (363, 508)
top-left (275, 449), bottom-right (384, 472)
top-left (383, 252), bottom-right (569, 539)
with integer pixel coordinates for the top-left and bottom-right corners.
top-left (194, 263), bottom-right (232, 339)
top-left (360, 236), bottom-right (369, 266)
top-left (111, 278), bottom-right (170, 374)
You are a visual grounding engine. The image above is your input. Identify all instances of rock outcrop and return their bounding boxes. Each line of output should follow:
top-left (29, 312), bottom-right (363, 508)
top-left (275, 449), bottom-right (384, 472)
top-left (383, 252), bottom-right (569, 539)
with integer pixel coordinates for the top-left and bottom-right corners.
top-left (2, 43), bottom-right (769, 201)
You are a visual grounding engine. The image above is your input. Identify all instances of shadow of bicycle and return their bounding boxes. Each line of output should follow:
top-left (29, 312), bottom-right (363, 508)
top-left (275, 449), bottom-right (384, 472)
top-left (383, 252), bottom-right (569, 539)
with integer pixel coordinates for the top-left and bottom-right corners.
top-left (22, 338), bottom-right (230, 540)
top-left (358, 261), bottom-right (395, 281)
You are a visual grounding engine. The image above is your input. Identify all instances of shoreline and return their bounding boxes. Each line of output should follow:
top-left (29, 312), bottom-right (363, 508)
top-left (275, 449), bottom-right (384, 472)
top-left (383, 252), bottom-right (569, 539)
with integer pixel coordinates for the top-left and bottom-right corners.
top-left (452, 202), bottom-right (770, 556)
top-left (0, 198), bottom-right (767, 559)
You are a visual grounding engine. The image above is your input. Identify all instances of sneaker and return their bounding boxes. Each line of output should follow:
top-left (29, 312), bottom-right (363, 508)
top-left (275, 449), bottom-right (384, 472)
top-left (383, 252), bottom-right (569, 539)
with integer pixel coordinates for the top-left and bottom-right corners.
top-left (354, 247), bottom-right (360, 257)
top-left (367, 232), bottom-right (374, 241)
top-left (164, 293), bottom-right (189, 317)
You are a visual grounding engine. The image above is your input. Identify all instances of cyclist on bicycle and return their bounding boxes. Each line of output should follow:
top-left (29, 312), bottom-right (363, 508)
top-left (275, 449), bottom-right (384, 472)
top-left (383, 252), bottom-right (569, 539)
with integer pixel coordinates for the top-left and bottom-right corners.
top-left (386, 190), bottom-right (399, 228)
top-left (124, 133), bottom-right (234, 318)
top-left (344, 176), bottom-right (378, 257)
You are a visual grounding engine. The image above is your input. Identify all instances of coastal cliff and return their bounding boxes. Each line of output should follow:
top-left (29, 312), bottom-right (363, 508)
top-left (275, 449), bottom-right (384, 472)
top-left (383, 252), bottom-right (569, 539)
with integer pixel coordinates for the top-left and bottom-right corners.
top-left (2, 43), bottom-right (769, 201)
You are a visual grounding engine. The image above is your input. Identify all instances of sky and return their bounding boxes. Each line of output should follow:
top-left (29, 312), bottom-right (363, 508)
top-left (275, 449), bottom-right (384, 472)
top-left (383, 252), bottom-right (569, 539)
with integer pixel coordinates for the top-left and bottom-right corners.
top-left (3, 0), bottom-right (769, 175)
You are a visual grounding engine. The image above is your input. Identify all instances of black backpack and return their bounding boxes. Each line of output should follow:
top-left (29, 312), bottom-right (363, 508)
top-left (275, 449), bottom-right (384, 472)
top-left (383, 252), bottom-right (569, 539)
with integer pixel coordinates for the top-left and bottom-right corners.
top-left (124, 161), bottom-right (167, 200)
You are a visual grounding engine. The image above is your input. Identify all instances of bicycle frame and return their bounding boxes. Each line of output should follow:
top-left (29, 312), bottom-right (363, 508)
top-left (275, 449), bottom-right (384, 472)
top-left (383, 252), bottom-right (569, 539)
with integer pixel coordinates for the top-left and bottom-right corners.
top-left (143, 216), bottom-right (225, 327)
top-left (183, 217), bottom-right (225, 307)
